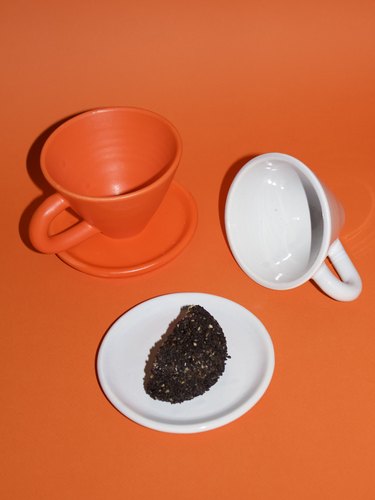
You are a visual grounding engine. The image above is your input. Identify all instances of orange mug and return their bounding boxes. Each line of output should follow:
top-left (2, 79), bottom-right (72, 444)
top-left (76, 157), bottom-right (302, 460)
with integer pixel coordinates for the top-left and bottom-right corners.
top-left (29, 107), bottom-right (182, 253)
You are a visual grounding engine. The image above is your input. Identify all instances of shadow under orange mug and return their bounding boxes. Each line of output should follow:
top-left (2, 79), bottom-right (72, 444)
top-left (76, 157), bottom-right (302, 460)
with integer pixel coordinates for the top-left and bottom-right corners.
top-left (29, 107), bottom-right (182, 253)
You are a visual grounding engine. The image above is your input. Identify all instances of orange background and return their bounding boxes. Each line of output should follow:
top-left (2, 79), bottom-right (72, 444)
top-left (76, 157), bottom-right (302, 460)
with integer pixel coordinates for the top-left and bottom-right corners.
top-left (2, 1), bottom-right (375, 499)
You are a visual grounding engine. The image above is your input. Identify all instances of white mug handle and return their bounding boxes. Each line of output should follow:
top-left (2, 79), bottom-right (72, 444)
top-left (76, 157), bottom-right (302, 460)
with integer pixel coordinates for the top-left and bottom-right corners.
top-left (312, 239), bottom-right (362, 301)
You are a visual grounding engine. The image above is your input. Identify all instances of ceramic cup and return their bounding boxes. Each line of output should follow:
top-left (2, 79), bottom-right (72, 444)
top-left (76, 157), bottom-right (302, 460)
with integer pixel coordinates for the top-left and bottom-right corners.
top-left (225, 153), bottom-right (362, 301)
top-left (29, 107), bottom-right (182, 254)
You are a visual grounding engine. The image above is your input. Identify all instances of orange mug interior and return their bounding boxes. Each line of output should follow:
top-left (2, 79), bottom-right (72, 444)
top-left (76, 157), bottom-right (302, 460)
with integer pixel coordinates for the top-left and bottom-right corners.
top-left (41, 108), bottom-right (181, 198)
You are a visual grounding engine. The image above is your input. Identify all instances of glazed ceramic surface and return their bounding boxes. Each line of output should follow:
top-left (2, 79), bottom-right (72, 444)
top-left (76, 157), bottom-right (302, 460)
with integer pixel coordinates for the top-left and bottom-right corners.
top-left (225, 153), bottom-right (362, 301)
top-left (29, 107), bottom-right (182, 253)
top-left (51, 182), bottom-right (197, 277)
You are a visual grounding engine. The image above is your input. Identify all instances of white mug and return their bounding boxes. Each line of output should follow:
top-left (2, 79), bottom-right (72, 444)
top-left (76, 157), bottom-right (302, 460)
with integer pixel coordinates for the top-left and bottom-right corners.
top-left (225, 153), bottom-right (362, 301)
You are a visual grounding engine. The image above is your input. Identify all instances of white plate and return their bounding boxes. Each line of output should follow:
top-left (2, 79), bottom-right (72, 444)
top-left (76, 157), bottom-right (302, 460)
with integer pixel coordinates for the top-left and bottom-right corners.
top-left (97, 293), bottom-right (275, 433)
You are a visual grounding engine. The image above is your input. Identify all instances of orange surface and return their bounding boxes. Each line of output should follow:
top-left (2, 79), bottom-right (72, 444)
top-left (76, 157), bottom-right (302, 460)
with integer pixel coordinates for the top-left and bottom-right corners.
top-left (2, 1), bottom-right (375, 499)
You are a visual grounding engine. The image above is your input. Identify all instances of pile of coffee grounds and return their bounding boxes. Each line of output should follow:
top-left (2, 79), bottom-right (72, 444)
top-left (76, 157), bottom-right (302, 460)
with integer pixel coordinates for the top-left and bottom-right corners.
top-left (144, 305), bottom-right (230, 404)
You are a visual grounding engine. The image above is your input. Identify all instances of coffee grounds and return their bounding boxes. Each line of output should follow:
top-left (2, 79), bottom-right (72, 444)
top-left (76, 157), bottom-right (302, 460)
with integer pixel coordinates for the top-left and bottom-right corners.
top-left (144, 305), bottom-right (230, 404)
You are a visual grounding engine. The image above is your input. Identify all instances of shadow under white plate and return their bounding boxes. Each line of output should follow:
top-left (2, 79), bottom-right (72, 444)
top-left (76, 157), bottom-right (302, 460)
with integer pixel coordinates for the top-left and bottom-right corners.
top-left (97, 293), bottom-right (275, 433)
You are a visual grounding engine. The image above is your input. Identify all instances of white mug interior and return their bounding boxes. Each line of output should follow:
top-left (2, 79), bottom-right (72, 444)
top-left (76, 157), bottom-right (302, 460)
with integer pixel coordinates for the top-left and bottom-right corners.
top-left (225, 153), bottom-right (331, 290)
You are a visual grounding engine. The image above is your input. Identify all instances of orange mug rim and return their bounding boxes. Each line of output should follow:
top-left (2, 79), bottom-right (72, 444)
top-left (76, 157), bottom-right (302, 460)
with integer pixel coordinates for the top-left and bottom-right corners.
top-left (40, 106), bottom-right (183, 202)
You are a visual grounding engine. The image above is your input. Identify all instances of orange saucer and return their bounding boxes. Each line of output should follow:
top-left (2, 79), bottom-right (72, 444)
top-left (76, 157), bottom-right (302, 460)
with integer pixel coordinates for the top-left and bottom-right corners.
top-left (50, 182), bottom-right (197, 277)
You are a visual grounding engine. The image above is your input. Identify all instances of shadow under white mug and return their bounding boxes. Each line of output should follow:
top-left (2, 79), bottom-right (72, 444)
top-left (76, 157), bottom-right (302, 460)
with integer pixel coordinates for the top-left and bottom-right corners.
top-left (225, 153), bottom-right (362, 301)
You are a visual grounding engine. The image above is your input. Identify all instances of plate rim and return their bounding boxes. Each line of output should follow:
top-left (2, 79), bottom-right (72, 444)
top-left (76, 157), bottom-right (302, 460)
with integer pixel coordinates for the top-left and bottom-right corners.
top-left (97, 292), bottom-right (275, 433)
top-left (54, 182), bottom-right (198, 278)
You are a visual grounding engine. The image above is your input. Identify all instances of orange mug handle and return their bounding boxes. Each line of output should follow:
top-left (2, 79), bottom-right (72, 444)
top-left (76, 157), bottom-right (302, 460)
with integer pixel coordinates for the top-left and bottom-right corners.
top-left (29, 193), bottom-right (100, 253)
